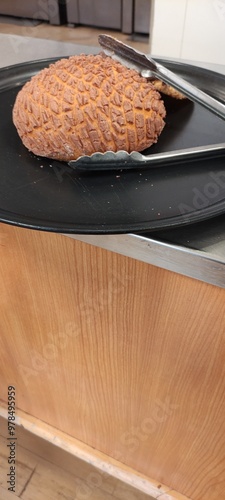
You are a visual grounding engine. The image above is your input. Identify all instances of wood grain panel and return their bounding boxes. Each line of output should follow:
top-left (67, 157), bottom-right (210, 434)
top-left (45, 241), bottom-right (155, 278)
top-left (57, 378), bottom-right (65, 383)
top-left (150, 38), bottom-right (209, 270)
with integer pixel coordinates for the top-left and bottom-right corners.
top-left (1, 222), bottom-right (225, 500)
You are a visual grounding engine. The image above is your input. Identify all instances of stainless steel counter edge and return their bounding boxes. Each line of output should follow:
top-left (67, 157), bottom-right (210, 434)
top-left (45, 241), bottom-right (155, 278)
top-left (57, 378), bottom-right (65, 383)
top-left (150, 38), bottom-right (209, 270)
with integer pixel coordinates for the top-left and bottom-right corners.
top-left (63, 233), bottom-right (225, 289)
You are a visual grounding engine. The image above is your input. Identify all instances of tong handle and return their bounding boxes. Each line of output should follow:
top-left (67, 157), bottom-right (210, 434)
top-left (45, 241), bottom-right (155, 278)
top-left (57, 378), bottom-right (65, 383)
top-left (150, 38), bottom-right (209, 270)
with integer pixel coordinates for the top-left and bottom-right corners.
top-left (142, 143), bottom-right (225, 165)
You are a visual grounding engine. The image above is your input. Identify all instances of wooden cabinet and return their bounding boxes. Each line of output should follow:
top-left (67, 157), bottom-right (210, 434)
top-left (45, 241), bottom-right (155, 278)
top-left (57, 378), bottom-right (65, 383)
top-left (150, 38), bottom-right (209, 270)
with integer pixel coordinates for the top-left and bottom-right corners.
top-left (1, 222), bottom-right (225, 499)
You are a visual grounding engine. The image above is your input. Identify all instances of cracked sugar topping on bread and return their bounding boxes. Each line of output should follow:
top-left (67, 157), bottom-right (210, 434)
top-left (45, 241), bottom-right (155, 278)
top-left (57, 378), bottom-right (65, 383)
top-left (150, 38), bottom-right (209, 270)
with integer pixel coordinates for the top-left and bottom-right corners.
top-left (13, 54), bottom-right (166, 162)
top-left (151, 79), bottom-right (186, 100)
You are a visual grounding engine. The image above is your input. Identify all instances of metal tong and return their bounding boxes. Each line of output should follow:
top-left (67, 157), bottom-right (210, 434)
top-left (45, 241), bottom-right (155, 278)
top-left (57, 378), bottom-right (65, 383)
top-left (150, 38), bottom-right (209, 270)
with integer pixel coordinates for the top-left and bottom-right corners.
top-left (68, 35), bottom-right (225, 172)
top-left (69, 144), bottom-right (225, 171)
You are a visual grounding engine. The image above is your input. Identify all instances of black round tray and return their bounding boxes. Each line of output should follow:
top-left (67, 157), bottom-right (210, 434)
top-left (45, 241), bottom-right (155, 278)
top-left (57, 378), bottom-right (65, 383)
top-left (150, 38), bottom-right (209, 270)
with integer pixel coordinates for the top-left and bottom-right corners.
top-left (1, 57), bottom-right (225, 234)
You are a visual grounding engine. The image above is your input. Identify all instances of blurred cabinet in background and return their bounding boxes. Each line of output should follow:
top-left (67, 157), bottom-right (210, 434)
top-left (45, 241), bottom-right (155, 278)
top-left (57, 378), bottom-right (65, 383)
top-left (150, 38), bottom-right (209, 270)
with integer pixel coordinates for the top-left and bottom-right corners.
top-left (66, 0), bottom-right (151, 34)
top-left (0, 0), bottom-right (66, 25)
top-left (134, 0), bottom-right (151, 34)
top-left (0, 0), bottom-right (151, 32)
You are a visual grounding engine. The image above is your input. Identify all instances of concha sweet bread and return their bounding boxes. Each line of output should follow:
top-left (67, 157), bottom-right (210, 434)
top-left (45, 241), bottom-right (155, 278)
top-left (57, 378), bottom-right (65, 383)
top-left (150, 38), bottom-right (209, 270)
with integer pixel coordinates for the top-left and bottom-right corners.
top-left (151, 79), bottom-right (186, 100)
top-left (12, 54), bottom-right (166, 162)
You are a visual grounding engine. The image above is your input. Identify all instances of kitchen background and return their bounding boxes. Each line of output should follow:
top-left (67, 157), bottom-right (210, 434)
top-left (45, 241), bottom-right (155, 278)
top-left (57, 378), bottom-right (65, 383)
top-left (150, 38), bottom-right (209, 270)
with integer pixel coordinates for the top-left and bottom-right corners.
top-left (0, 0), bottom-right (224, 64)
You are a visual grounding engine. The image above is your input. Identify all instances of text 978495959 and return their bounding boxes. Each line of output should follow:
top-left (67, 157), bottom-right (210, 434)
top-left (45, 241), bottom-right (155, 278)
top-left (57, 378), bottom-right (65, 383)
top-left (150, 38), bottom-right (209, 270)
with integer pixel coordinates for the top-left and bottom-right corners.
top-left (7, 385), bottom-right (16, 493)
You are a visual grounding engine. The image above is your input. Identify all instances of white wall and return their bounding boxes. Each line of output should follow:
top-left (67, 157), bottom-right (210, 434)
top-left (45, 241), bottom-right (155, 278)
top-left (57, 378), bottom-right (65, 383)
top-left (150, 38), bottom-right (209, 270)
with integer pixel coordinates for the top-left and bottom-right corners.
top-left (150, 0), bottom-right (225, 65)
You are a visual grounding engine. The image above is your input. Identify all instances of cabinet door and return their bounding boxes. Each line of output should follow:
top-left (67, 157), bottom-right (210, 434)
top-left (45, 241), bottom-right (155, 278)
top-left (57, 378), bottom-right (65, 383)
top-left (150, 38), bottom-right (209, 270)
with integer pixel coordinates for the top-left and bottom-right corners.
top-left (78, 0), bottom-right (122, 29)
top-left (122, 0), bottom-right (133, 33)
top-left (134, 0), bottom-right (150, 34)
top-left (65, 0), bottom-right (79, 23)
